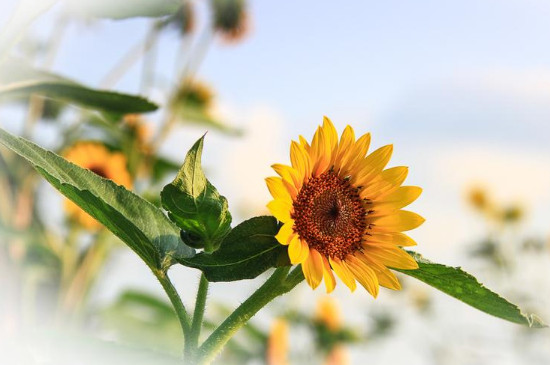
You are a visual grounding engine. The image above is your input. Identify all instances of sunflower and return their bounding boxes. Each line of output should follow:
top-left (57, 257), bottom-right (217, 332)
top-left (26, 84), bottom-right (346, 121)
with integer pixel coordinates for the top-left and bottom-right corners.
top-left (315, 297), bottom-right (350, 365)
top-left (324, 346), bottom-right (349, 365)
top-left (316, 296), bottom-right (341, 332)
top-left (266, 117), bottom-right (423, 297)
top-left (64, 142), bottom-right (132, 229)
top-left (266, 318), bottom-right (289, 365)
top-left (211, 0), bottom-right (249, 43)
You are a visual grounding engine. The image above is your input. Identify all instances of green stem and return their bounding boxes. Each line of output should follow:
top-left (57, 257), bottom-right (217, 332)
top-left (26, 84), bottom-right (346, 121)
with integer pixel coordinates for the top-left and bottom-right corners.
top-left (186, 274), bottom-right (209, 361)
top-left (196, 267), bottom-right (304, 365)
top-left (156, 271), bottom-right (191, 349)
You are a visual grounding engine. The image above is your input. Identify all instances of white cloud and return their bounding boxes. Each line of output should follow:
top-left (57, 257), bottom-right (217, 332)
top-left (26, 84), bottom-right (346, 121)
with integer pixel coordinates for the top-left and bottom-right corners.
top-left (435, 143), bottom-right (550, 204)
top-left (208, 102), bottom-right (288, 221)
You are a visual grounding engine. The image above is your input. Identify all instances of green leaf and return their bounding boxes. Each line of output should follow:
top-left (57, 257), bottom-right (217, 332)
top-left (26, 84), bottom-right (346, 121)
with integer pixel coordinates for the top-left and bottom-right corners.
top-left (396, 252), bottom-right (547, 328)
top-left (161, 135), bottom-right (232, 253)
top-left (177, 216), bottom-right (289, 282)
top-left (0, 128), bottom-right (194, 272)
top-left (65, 0), bottom-right (182, 19)
top-left (0, 59), bottom-right (157, 114)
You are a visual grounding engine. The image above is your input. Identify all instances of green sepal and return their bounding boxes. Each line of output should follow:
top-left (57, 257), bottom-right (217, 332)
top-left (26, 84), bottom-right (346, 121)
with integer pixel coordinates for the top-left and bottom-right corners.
top-left (161, 135), bottom-right (232, 253)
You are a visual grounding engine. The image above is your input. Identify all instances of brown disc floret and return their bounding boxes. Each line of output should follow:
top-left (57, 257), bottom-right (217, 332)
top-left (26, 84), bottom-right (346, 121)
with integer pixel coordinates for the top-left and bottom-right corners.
top-left (291, 170), bottom-right (367, 260)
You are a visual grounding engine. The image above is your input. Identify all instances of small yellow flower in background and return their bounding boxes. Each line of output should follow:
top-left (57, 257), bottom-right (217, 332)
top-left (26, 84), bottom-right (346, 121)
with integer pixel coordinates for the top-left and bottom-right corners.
top-left (315, 297), bottom-right (350, 365)
top-left (212, 0), bottom-right (249, 43)
top-left (316, 296), bottom-right (341, 332)
top-left (123, 114), bottom-right (151, 147)
top-left (468, 186), bottom-right (489, 211)
top-left (267, 318), bottom-right (289, 365)
top-left (467, 186), bottom-right (524, 224)
top-left (501, 205), bottom-right (523, 223)
top-left (324, 345), bottom-right (350, 365)
top-left (174, 80), bottom-right (214, 110)
top-left (266, 117), bottom-right (424, 297)
top-left (64, 142), bottom-right (132, 229)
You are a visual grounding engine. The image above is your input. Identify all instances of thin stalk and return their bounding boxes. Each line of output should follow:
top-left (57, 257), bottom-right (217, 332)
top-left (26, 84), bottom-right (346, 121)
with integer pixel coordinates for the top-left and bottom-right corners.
top-left (22, 15), bottom-right (68, 138)
top-left (100, 23), bottom-right (159, 89)
top-left (0, 0), bottom-right (57, 60)
top-left (156, 270), bottom-right (192, 348)
top-left (185, 274), bottom-right (209, 360)
top-left (151, 26), bottom-right (213, 151)
top-left (178, 25), bottom-right (213, 82)
top-left (196, 267), bottom-right (304, 365)
top-left (139, 23), bottom-right (161, 94)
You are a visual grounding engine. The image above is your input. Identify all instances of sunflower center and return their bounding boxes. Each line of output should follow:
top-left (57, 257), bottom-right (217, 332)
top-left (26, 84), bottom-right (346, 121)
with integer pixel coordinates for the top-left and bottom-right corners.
top-left (89, 166), bottom-right (108, 178)
top-left (291, 170), bottom-right (367, 260)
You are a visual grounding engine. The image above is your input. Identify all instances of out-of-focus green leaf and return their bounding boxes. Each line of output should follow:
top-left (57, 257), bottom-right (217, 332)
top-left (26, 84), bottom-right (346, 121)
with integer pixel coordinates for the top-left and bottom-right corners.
top-left (161, 135), bottom-right (232, 253)
top-left (152, 156), bottom-right (182, 183)
top-left (396, 252), bottom-right (547, 328)
top-left (169, 80), bottom-right (241, 135)
top-left (0, 128), bottom-right (194, 272)
top-left (64, 0), bottom-right (182, 19)
top-left (177, 105), bottom-right (242, 135)
top-left (101, 290), bottom-right (182, 355)
top-left (177, 216), bottom-right (289, 282)
top-left (2, 329), bottom-right (183, 365)
top-left (0, 59), bottom-right (157, 115)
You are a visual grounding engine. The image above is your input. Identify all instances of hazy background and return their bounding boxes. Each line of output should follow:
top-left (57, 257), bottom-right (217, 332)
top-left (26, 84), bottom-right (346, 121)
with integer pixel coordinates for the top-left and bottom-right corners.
top-left (2, 1), bottom-right (550, 364)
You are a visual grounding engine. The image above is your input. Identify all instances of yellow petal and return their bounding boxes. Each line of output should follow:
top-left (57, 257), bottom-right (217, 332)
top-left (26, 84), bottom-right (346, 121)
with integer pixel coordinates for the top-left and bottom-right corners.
top-left (333, 126), bottom-right (355, 169)
top-left (375, 267), bottom-right (401, 290)
top-left (361, 244), bottom-right (419, 270)
top-left (321, 255), bottom-right (336, 293)
top-left (346, 255), bottom-right (379, 298)
top-left (360, 166), bottom-right (406, 197)
top-left (361, 166), bottom-right (408, 200)
top-left (353, 145), bottom-right (393, 186)
top-left (302, 249), bottom-right (323, 289)
top-left (355, 251), bottom-right (401, 290)
top-left (340, 132), bottom-right (371, 175)
top-left (309, 126), bottom-right (322, 166)
top-left (322, 116), bottom-right (338, 154)
top-left (299, 135), bottom-right (310, 152)
top-left (281, 179), bottom-right (298, 200)
top-left (272, 163), bottom-right (302, 190)
top-left (289, 236), bottom-right (309, 264)
top-left (265, 177), bottom-right (292, 202)
top-left (313, 127), bottom-right (331, 176)
top-left (369, 186), bottom-right (422, 215)
top-left (267, 199), bottom-right (293, 222)
top-left (329, 257), bottom-right (356, 292)
top-left (366, 232), bottom-right (417, 247)
top-left (290, 141), bottom-right (311, 180)
top-left (371, 210), bottom-right (425, 232)
top-left (275, 220), bottom-right (295, 245)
